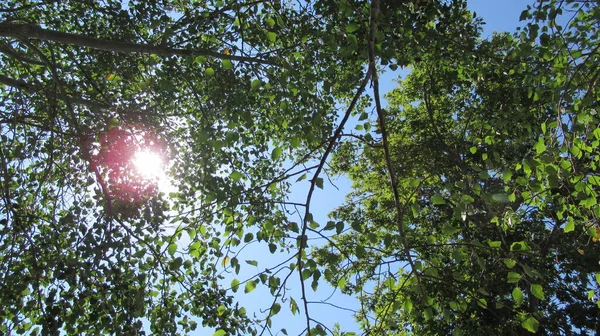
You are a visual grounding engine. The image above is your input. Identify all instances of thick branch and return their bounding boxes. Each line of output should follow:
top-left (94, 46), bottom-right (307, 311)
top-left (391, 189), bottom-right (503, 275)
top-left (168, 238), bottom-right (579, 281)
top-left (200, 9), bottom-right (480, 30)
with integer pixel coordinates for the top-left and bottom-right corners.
top-left (0, 23), bottom-right (281, 67)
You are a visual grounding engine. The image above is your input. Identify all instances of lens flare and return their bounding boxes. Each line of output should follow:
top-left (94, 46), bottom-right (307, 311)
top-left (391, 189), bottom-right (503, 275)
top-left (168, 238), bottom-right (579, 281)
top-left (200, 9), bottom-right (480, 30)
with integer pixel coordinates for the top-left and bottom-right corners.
top-left (133, 150), bottom-right (164, 179)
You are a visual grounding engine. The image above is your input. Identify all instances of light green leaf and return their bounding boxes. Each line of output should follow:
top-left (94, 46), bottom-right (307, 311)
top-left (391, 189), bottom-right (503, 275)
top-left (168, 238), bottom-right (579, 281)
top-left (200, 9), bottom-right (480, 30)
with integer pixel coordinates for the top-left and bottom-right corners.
top-left (488, 241), bottom-right (501, 248)
top-left (245, 280), bottom-right (256, 293)
top-left (168, 243), bottom-right (177, 256)
top-left (290, 297), bottom-right (298, 315)
top-left (267, 31), bottom-right (277, 42)
top-left (522, 317), bottom-right (539, 333)
top-left (222, 59), bottom-right (233, 69)
top-left (503, 259), bottom-right (517, 268)
top-left (404, 300), bottom-right (413, 313)
top-left (251, 79), bottom-right (261, 89)
top-left (231, 278), bottom-right (240, 292)
top-left (246, 260), bottom-right (258, 266)
top-left (265, 18), bottom-right (276, 27)
top-left (564, 217), bottom-right (575, 232)
top-left (230, 171), bottom-right (244, 182)
top-left (531, 284), bottom-right (545, 300)
top-left (194, 55), bottom-right (207, 64)
top-left (272, 147), bottom-right (283, 160)
top-left (188, 228), bottom-right (196, 240)
top-left (213, 330), bottom-right (226, 336)
top-left (507, 272), bottom-right (521, 283)
top-left (512, 287), bottom-right (524, 305)
top-left (270, 302), bottom-right (281, 316)
top-left (205, 67), bottom-right (215, 76)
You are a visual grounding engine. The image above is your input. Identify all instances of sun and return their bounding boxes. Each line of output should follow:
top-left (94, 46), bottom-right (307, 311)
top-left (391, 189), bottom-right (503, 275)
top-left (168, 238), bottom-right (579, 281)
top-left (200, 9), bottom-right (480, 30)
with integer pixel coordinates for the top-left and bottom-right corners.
top-left (133, 150), bottom-right (164, 179)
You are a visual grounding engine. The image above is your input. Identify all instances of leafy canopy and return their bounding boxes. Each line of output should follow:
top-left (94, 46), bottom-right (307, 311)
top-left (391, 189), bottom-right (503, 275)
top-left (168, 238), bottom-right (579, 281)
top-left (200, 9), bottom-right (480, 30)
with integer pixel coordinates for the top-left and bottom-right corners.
top-left (0, 0), bottom-right (599, 335)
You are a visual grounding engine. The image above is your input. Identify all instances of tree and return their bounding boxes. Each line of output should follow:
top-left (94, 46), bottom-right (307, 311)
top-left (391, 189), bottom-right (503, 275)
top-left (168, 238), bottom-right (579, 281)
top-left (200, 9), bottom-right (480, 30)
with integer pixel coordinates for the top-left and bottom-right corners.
top-left (0, 0), bottom-right (598, 335)
top-left (320, 0), bottom-right (600, 334)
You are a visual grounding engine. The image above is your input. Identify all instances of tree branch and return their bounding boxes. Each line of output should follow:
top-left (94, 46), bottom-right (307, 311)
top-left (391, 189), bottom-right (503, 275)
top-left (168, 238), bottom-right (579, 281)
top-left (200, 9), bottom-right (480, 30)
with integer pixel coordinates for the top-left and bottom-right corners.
top-left (0, 23), bottom-right (283, 67)
top-left (367, 0), bottom-right (424, 295)
top-left (297, 67), bottom-right (372, 335)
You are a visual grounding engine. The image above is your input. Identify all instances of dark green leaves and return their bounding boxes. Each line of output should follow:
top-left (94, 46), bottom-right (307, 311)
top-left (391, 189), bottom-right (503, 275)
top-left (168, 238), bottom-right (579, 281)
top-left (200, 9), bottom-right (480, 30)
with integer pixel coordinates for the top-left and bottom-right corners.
top-left (431, 195), bottom-right (446, 205)
top-left (345, 23), bottom-right (360, 33)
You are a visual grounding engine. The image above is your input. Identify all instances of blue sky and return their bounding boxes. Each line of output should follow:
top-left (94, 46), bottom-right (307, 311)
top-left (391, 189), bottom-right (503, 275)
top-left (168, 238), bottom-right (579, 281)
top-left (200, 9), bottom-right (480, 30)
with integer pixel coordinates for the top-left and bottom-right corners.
top-left (194, 1), bottom-right (529, 335)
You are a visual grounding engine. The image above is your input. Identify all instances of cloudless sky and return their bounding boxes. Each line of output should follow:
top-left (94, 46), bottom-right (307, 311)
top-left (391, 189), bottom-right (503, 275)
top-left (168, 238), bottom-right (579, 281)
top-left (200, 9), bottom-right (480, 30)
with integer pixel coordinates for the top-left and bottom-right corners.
top-left (193, 1), bottom-right (530, 335)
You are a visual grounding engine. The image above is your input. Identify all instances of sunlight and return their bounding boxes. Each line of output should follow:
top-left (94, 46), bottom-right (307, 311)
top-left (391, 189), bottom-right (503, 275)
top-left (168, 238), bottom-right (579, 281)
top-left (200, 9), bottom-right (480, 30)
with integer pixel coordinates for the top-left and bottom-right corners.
top-left (133, 150), bottom-right (164, 179)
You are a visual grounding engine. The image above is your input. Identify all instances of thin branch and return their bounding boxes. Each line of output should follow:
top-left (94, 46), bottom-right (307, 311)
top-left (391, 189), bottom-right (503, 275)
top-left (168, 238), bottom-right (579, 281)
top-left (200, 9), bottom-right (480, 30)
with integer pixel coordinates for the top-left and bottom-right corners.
top-left (367, 0), bottom-right (423, 295)
top-left (0, 73), bottom-right (111, 110)
top-left (297, 66), bottom-right (372, 334)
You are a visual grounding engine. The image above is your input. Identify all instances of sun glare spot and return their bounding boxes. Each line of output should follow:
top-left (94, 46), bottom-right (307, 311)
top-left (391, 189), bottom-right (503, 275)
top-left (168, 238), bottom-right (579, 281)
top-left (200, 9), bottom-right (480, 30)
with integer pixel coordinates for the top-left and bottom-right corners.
top-left (133, 150), bottom-right (164, 179)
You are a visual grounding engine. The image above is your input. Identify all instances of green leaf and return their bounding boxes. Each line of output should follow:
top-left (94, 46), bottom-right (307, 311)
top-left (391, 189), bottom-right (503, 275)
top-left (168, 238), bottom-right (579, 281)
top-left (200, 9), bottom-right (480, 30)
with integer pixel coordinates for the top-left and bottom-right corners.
top-left (345, 23), bottom-right (360, 33)
top-left (205, 67), bottom-right (215, 76)
top-left (265, 18), bottom-right (276, 27)
top-left (404, 300), bottom-right (413, 313)
top-left (231, 279), bottom-right (240, 292)
top-left (188, 228), bottom-right (196, 240)
top-left (315, 177), bottom-right (324, 189)
top-left (222, 59), bottom-right (233, 69)
top-left (267, 31), bottom-right (277, 42)
top-left (507, 272), bottom-right (521, 283)
top-left (272, 147), bottom-right (283, 160)
top-left (246, 260), bottom-right (258, 266)
top-left (596, 273), bottom-right (600, 285)
top-left (245, 280), bottom-right (256, 293)
top-left (491, 193), bottom-right (510, 203)
top-left (431, 195), bottom-right (446, 205)
top-left (213, 330), bottom-right (226, 336)
top-left (503, 259), bottom-right (517, 268)
top-left (488, 241), bottom-right (502, 248)
top-left (168, 243), bottom-right (177, 256)
top-left (564, 217), bottom-right (575, 233)
top-left (512, 287), bottom-right (524, 305)
top-left (230, 171), bottom-right (244, 182)
top-left (270, 302), bottom-right (281, 316)
top-left (290, 297), bottom-right (298, 315)
top-left (510, 241), bottom-right (530, 252)
top-left (534, 137), bottom-right (546, 154)
top-left (251, 79), bottom-right (261, 90)
top-left (449, 301), bottom-right (458, 310)
top-left (194, 55), bottom-right (207, 64)
top-left (530, 284), bottom-right (545, 300)
top-left (522, 317), bottom-right (539, 333)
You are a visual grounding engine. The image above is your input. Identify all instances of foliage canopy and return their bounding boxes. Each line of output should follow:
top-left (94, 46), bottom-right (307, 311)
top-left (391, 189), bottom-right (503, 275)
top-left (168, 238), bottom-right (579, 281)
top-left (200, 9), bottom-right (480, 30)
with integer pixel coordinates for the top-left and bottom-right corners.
top-left (0, 0), bottom-right (599, 335)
